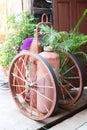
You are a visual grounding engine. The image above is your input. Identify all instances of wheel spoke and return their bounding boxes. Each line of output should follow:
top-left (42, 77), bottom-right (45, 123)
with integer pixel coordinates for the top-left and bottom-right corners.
top-left (59, 80), bottom-right (74, 100)
top-left (15, 89), bottom-right (27, 98)
top-left (36, 73), bottom-right (49, 82)
top-left (31, 88), bottom-right (53, 103)
top-left (12, 84), bottom-right (25, 88)
top-left (43, 104), bottom-right (49, 113)
top-left (12, 73), bottom-right (27, 83)
top-left (64, 76), bottom-right (80, 79)
top-left (20, 56), bottom-right (31, 80)
top-left (59, 56), bottom-right (68, 73)
top-left (62, 65), bottom-right (76, 76)
top-left (34, 84), bottom-right (53, 89)
top-left (60, 86), bottom-right (66, 101)
top-left (63, 78), bottom-right (79, 90)
top-left (14, 62), bottom-right (25, 80)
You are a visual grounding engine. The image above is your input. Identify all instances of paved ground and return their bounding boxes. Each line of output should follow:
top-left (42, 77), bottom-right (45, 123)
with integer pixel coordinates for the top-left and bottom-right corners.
top-left (0, 65), bottom-right (87, 130)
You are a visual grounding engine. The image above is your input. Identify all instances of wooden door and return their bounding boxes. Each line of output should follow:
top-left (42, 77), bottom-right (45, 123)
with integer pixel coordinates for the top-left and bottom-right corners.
top-left (53, 0), bottom-right (87, 34)
top-left (76, 0), bottom-right (87, 34)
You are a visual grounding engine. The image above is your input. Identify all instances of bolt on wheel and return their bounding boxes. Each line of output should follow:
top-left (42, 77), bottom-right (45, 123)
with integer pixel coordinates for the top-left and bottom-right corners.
top-left (9, 51), bottom-right (59, 120)
top-left (54, 48), bottom-right (83, 107)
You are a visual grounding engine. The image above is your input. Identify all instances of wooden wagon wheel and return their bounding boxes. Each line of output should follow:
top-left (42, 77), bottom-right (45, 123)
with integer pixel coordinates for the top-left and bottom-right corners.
top-left (9, 51), bottom-right (59, 120)
top-left (54, 48), bottom-right (83, 108)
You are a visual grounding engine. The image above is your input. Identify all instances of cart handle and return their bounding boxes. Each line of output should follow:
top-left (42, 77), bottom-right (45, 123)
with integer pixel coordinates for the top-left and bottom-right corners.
top-left (34, 13), bottom-right (53, 52)
top-left (41, 13), bottom-right (49, 22)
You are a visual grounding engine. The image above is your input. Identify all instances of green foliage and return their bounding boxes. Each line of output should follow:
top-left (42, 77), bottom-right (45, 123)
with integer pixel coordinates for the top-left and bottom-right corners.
top-left (0, 43), bottom-right (17, 67)
top-left (0, 12), bottom-right (38, 67)
top-left (39, 25), bottom-right (67, 48)
top-left (0, 10), bottom-right (87, 67)
top-left (39, 9), bottom-right (87, 62)
top-left (72, 9), bottom-right (87, 34)
top-left (39, 25), bottom-right (87, 60)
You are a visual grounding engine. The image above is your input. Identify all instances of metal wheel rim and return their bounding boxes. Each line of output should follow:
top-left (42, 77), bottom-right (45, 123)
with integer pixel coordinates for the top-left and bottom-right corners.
top-left (54, 48), bottom-right (83, 107)
top-left (9, 51), bottom-right (58, 120)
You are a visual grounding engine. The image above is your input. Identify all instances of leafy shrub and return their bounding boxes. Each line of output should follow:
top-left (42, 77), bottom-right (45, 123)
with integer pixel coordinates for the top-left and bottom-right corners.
top-left (0, 12), bottom-right (38, 67)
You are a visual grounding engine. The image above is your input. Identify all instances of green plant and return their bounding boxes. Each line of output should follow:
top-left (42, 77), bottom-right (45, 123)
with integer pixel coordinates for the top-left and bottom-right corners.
top-left (0, 11), bottom-right (38, 67)
top-left (39, 24), bottom-right (69, 48)
top-left (39, 10), bottom-right (87, 60)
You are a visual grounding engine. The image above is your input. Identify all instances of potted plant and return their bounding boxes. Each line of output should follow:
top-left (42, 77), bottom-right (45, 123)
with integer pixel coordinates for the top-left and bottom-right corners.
top-left (39, 10), bottom-right (87, 86)
top-left (39, 24), bottom-right (87, 59)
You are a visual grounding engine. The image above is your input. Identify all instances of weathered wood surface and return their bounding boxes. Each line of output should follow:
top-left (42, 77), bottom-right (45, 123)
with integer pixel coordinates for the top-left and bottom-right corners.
top-left (0, 64), bottom-right (87, 130)
top-left (0, 87), bottom-right (87, 130)
top-left (37, 89), bottom-right (87, 130)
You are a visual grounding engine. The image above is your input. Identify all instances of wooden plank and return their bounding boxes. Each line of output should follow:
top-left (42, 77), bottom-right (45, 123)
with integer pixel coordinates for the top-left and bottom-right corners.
top-left (37, 89), bottom-right (87, 130)
top-left (0, 84), bottom-right (87, 130)
top-left (32, 7), bottom-right (52, 14)
top-left (0, 65), bottom-right (86, 130)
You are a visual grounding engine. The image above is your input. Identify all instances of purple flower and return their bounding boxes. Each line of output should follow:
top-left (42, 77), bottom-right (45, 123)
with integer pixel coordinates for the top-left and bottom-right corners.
top-left (21, 38), bottom-right (33, 50)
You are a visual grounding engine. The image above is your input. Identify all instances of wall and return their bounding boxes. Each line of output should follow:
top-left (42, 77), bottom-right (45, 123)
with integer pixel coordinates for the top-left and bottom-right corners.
top-left (0, 0), bottom-right (32, 43)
